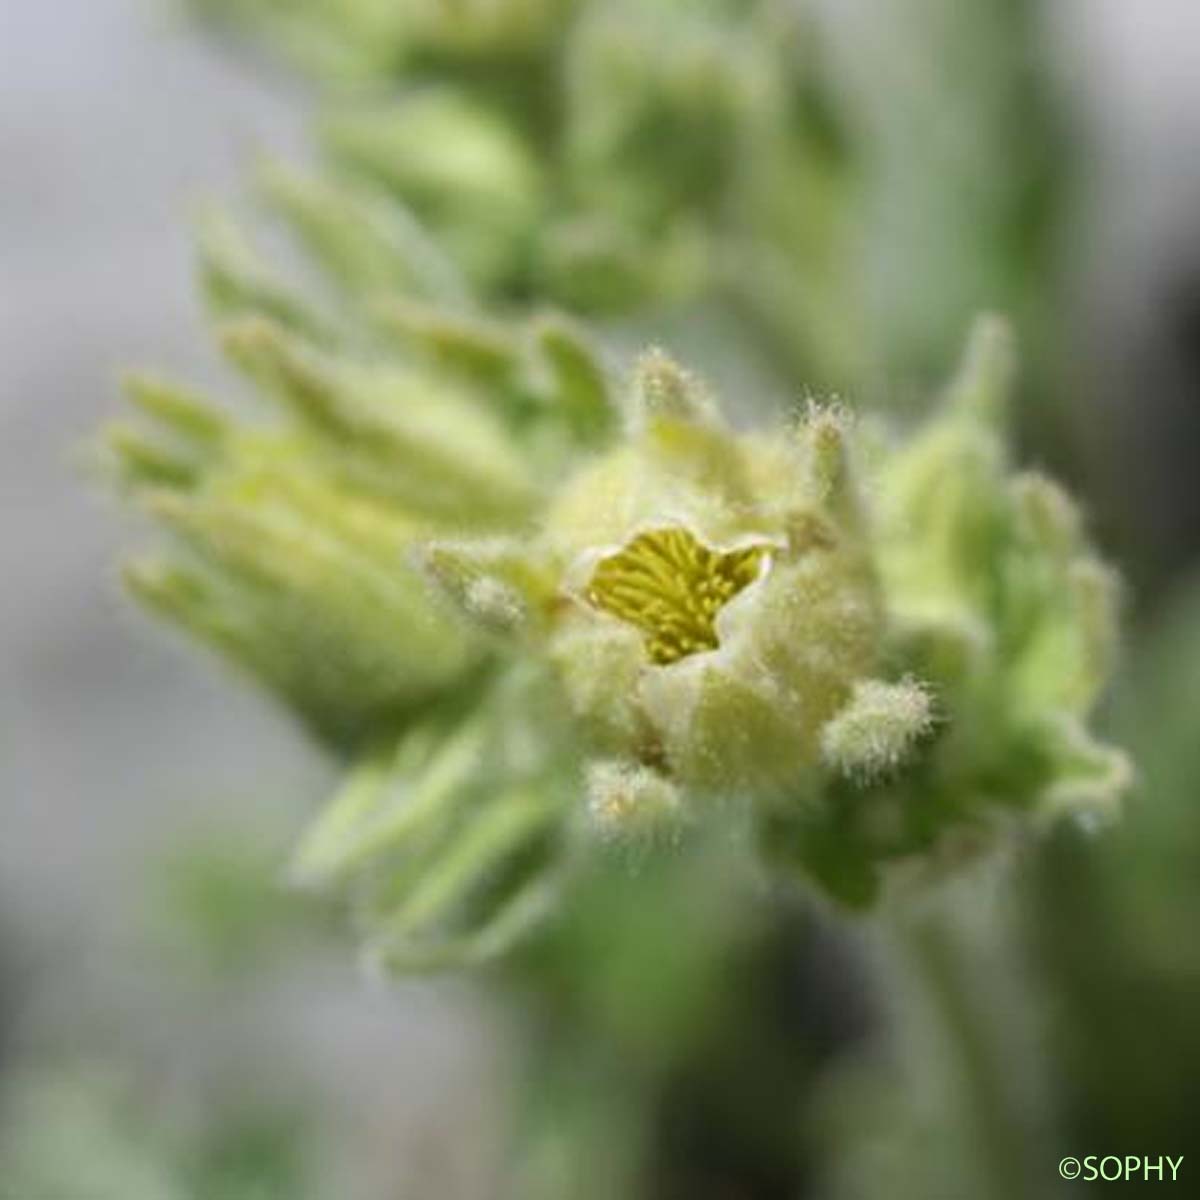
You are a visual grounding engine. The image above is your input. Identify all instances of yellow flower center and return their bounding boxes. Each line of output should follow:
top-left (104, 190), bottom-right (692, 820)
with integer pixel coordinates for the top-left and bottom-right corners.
top-left (585, 527), bottom-right (768, 664)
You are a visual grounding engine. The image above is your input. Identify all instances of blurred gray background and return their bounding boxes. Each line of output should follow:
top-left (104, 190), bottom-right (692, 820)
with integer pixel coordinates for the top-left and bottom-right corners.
top-left (1, 4), bottom-right (503, 1196)
top-left (2, 1), bottom-right (1199, 1195)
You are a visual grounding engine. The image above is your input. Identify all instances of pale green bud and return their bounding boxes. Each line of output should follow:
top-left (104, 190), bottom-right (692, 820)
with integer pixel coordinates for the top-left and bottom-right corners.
top-left (546, 616), bottom-right (650, 756)
top-left (105, 424), bottom-right (203, 491)
top-left (140, 487), bottom-right (476, 742)
top-left (290, 709), bottom-right (568, 970)
top-left (1034, 716), bottom-right (1133, 825)
top-left (291, 722), bottom-right (489, 888)
top-left (1011, 472), bottom-right (1083, 560)
top-left (373, 298), bottom-right (520, 389)
top-left (419, 538), bottom-right (559, 637)
top-left (108, 363), bottom-right (496, 745)
top-left (321, 91), bottom-right (544, 289)
top-left (564, 3), bottom-right (747, 227)
top-left (122, 373), bottom-right (229, 448)
top-left (537, 212), bottom-right (710, 313)
top-left (371, 303), bottom-right (617, 455)
top-left (878, 316), bottom-right (1018, 643)
top-left (585, 759), bottom-right (684, 844)
top-left (942, 312), bottom-right (1016, 426)
top-left (220, 316), bottom-right (541, 523)
top-left (628, 345), bottom-right (716, 428)
top-left (257, 161), bottom-right (468, 305)
top-left (106, 375), bottom-right (229, 492)
top-left (529, 313), bottom-right (616, 446)
top-left (820, 678), bottom-right (935, 780)
top-left (196, 210), bottom-right (328, 340)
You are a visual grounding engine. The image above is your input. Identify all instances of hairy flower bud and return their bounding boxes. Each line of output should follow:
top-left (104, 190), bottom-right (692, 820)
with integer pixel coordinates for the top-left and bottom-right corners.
top-left (820, 679), bottom-right (935, 780)
top-left (585, 760), bottom-right (684, 845)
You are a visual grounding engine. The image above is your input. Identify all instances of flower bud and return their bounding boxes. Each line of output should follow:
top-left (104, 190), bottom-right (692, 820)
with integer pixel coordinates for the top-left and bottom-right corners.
top-left (321, 91), bottom-right (544, 289)
top-left (221, 316), bottom-right (541, 523)
top-left (585, 760), bottom-right (684, 845)
top-left (821, 678), bottom-right (935, 780)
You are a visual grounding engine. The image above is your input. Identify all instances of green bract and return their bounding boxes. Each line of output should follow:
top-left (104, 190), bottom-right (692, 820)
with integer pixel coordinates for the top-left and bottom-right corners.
top-left (108, 296), bottom-right (1129, 961)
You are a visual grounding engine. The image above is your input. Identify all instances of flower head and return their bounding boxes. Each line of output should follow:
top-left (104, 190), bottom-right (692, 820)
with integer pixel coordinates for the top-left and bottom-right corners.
top-left (410, 319), bottom-right (1129, 915)
top-left (109, 248), bottom-right (1129, 958)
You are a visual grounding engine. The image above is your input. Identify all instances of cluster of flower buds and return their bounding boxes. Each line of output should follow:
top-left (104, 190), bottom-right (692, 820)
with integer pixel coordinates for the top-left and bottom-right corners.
top-left (419, 319), bottom-right (1130, 908)
top-left (108, 240), bottom-right (620, 965)
top-left (100, 3), bottom-right (1127, 968)
top-left (109, 289), bottom-right (1129, 962)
